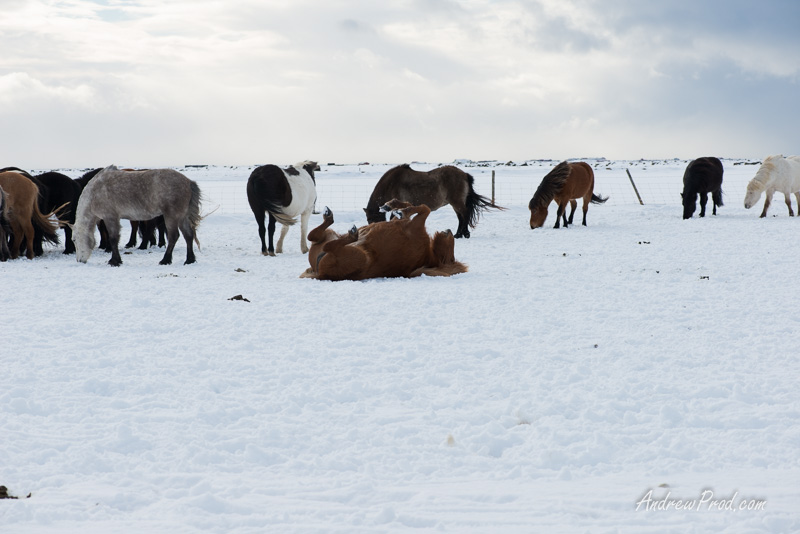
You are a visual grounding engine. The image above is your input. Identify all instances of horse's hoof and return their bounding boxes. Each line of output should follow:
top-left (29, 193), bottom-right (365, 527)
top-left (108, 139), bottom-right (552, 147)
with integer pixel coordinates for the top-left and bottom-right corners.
top-left (323, 207), bottom-right (333, 218)
top-left (301, 246), bottom-right (309, 254)
top-left (268, 251), bottom-right (276, 257)
top-left (159, 259), bottom-right (172, 265)
top-left (379, 203), bottom-right (391, 212)
top-left (348, 225), bottom-right (358, 238)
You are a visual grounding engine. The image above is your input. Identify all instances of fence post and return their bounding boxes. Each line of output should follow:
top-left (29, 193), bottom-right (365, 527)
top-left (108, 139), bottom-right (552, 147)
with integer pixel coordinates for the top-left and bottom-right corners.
top-left (626, 168), bottom-right (644, 205)
top-left (491, 170), bottom-right (495, 205)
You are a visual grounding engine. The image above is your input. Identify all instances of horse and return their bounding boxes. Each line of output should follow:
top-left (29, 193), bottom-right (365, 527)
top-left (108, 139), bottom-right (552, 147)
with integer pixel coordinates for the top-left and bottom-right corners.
top-left (29, 171), bottom-right (84, 254)
top-left (0, 186), bottom-right (11, 262)
top-left (75, 167), bottom-right (166, 252)
top-left (302, 199), bottom-right (418, 276)
top-left (744, 155), bottom-right (800, 217)
top-left (301, 202), bottom-right (468, 281)
top-left (681, 157), bottom-right (724, 219)
top-left (529, 161), bottom-right (608, 229)
top-left (73, 165), bottom-right (202, 266)
top-left (364, 164), bottom-right (502, 238)
top-left (0, 171), bottom-right (61, 259)
top-left (246, 161), bottom-right (318, 256)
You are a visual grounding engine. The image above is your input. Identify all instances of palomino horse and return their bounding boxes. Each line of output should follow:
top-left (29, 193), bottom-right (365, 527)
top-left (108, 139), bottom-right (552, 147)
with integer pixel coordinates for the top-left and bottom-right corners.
top-left (364, 164), bottom-right (502, 238)
top-left (0, 186), bottom-right (11, 261)
top-left (744, 155), bottom-right (800, 217)
top-left (529, 161), bottom-right (608, 229)
top-left (73, 165), bottom-right (202, 266)
top-left (681, 157), bottom-right (724, 219)
top-left (0, 172), bottom-right (61, 259)
top-left (246, 161), bottom-right (318, 256)
top-left (301, 202), bottom-right (468, 281)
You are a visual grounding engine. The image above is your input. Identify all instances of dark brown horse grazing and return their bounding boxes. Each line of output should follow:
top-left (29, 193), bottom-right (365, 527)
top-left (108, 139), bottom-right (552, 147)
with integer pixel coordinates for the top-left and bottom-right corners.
top-left (0, 172), bottom-right (61, 259)
top-left (0, 185), bottom-right (11, 261)
top-left (365, 164), bottom-right (502, 238)
top-left (301, 202), bottom-right (468, 281)
top-left (681, 157), bottom-right (724, 219)
top-left (529, 161), bottom-right (608, 229)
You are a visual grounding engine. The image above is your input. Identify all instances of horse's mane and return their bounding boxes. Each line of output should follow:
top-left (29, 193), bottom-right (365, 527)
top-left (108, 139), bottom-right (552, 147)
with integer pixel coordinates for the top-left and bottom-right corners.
top-left (747, 155), bottom-right (781, 193)
top-left (529, 161), bottom-right (570, 210)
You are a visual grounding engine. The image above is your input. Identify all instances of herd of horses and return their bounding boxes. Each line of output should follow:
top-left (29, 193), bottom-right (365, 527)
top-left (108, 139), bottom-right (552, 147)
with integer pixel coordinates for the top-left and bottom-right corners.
top-left (2, 155), bottom-right (799, 279)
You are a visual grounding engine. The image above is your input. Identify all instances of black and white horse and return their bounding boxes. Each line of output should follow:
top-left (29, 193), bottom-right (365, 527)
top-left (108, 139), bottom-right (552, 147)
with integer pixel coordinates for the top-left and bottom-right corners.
top-left (246, 161), bottom-right (318, 256)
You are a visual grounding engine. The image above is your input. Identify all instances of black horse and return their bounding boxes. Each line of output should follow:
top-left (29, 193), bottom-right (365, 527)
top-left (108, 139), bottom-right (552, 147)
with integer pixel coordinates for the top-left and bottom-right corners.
top-left (32, 172), bottom-right (83, 254)
top-left (681, 157), bottom-right (724, 219)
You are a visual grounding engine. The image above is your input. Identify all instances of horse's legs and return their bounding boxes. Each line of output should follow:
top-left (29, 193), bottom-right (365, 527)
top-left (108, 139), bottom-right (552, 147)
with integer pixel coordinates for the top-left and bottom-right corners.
top-left (104, 219), bottom-right (124, 266)
top-left (554, 201), bottom-right (566, 228)
top-left (8, 219), bottom-right (27, 259)
top-left (62, 223), bottom-right (75, 254)
top-left (299, 209), bottom-right (312, 254)
top-left (125, 221), bottom-right (139, 248)
top-left (276, 222), bottom-right (290, 254)
top-left (454, 211), bottom-right (470, 238)
top-left (784, 193), bottom-right (794, 216)
top-left (567, 200), bottom-right (577, 225)
top-left (179, 218), bottom-right (196, 265)
top-left (159, 223), bottom-right (180, 265)
top-left (266, 213), bottom-right (277, 256)
top-left (760, 191), bottom-right (773, 218)
top-left (699, 192), bottom-right (709, 217)
top-left (308, 207), bottom-right (335, 243)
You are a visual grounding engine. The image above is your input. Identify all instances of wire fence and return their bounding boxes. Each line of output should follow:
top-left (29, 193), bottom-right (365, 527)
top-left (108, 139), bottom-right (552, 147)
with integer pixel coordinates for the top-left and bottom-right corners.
top-left (196, 164), bottom-right (760, 215)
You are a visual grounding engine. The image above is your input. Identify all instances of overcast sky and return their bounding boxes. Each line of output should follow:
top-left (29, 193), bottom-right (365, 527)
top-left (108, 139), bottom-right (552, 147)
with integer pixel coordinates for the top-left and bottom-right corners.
top-left (1, 0), bottom-right (798, 167)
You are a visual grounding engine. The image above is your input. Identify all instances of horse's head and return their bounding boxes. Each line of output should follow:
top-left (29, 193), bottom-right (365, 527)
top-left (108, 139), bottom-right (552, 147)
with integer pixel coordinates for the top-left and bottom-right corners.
top-left (681, 191), bottom-right (696, 219)
top-left (364, 206), bottom-right (387, 224)
top-left (297, 161), bottom-right (320, 182)
top-left (743, 184), bottom-right (762, 209)
top-left (72, 221), bottom-right (96, 264)
top-left (528, 198), bottom-right (547, 229)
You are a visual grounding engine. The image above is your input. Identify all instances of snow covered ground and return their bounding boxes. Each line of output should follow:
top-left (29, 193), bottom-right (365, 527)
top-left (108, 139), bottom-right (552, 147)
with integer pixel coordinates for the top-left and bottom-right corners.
top-left (1, 159), bottom-right (798, 533)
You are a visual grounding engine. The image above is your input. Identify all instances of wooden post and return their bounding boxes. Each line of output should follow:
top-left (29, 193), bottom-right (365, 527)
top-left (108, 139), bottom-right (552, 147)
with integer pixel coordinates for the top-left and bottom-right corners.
top-left (491, 170), bottom-right (495, 205)
top-left (626, 168), bottom-right (644, 205)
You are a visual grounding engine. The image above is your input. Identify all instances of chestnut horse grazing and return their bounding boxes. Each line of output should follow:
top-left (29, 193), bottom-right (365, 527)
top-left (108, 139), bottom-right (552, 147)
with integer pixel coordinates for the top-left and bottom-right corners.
top-left (73, 165), bottom-right (202, 266)
top-left (0, 172), bottom-right (61, 259)
top-left (681, 157), bottom-right (724, 219)
top-left (301, 203), bottom-right (468, 281)
top-left (246, 161), bottom-right (318, 256)
top-left (365, 164), bottom-right (502, 238)
top-left (529, 161), bottom-right (608, 229)
top-left (744, 155), bottom-right (800, 217)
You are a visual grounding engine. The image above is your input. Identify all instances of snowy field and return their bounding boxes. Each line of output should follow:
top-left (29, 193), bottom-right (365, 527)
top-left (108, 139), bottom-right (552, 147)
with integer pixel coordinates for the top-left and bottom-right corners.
top-left (1, 159), bottom-right (799, 533)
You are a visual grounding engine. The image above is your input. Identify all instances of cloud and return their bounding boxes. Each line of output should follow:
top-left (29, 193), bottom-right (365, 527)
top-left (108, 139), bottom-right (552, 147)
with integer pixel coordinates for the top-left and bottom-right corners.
top-left (0, 0), bottom-right (798, 167)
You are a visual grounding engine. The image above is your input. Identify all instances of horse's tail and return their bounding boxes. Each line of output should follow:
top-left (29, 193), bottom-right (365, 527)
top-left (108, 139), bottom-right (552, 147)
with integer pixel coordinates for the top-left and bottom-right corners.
top-left (712, 187), bottom-right (724, 207)
top-left (464, 174), bottom-right (505, 228)
top-left (188, 180), bottom-right (203, 249)
top-left (32, 201), bottom-right (64, 246)
top-left (591, 194), bottom-right (609, 204)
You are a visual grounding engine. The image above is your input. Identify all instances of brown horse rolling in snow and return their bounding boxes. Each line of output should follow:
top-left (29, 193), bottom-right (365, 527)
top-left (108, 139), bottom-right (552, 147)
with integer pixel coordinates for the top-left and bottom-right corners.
top-left (301, 201), bottom-right (468, 281)
top-left (528, 161), bottom-right (608, 229)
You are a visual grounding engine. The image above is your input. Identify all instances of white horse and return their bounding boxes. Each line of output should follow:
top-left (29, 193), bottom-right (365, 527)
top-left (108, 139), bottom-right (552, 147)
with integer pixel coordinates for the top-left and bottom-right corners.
top-left (744, 155), bottom-right (800, 218)
top-left (246, 161), bottom-right (318, 256)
